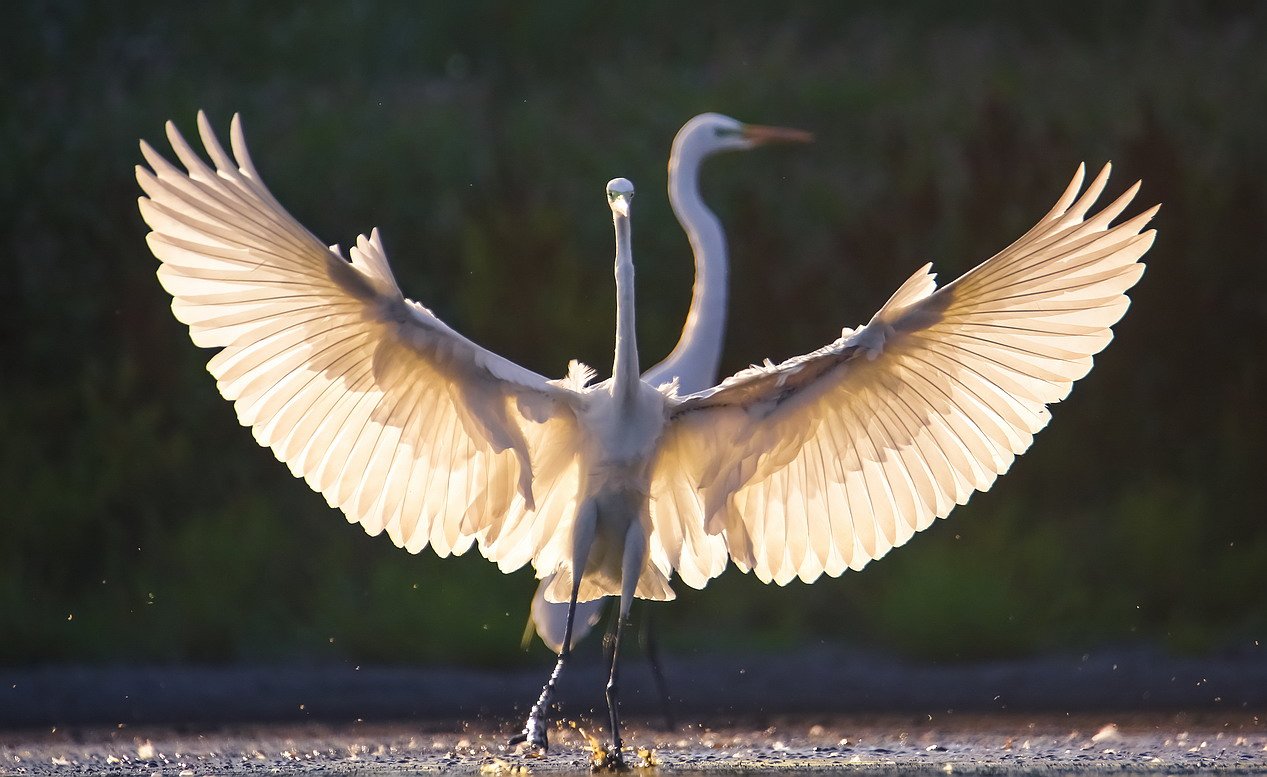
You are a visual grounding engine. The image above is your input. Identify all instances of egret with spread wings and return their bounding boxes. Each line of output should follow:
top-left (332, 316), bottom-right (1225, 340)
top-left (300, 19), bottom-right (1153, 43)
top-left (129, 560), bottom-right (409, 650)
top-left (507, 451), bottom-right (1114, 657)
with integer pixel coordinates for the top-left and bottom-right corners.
top-left (137, 113), bottom-right (1155, 768)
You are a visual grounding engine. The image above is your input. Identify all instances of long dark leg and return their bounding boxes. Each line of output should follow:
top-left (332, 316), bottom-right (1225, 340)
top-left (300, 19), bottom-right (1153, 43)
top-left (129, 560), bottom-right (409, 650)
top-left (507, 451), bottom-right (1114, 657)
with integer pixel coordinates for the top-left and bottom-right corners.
top-left (639, 607), bottom-right (675, 731)
top-left (598, 528), bottom-right (645, 771)
top-left (604, 608), bottom-right (629, 769)
top-left (509, 573), bottom-right (583, 752)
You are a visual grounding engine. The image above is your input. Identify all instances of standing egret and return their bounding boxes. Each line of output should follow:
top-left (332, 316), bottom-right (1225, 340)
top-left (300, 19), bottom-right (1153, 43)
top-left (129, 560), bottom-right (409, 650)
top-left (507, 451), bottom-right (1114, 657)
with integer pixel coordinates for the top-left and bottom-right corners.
top-left (530, 114), bottom-right (812, 660)
top-left (137, 112), bottom-right (1155, 769)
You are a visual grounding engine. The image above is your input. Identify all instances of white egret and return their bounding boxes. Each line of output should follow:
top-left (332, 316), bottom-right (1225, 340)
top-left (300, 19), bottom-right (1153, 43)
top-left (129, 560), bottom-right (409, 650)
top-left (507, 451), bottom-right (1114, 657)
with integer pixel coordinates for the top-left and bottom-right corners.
top-left (530, 113), bottom-right (812, 657)
top-left (137, 112), bottom-right (1155, 768)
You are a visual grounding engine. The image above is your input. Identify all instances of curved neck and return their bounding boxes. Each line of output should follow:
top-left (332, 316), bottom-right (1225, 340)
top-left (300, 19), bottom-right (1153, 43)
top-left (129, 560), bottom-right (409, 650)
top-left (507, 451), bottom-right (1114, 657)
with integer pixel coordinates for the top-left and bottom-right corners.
top-left (611, 212), bottom-right (639, 399)
top-left (664, 156), bottom-right (728, 389)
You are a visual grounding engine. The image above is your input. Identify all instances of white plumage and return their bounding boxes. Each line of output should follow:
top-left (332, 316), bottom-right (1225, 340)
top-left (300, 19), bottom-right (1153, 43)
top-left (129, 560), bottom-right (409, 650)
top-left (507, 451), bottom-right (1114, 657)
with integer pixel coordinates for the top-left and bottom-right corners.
top-left (531, 112), bottom-right (811, 652)
top-left (137, 112), bottom-right (1155, 763)
top-left (653, 165), bottom-right (1153, 587)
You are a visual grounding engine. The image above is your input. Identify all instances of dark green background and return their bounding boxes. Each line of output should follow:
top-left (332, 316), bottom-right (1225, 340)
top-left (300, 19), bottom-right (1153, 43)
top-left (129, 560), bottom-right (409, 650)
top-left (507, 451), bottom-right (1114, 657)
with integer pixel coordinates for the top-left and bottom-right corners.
top-left (3, 3), bottom-right (1263, 667)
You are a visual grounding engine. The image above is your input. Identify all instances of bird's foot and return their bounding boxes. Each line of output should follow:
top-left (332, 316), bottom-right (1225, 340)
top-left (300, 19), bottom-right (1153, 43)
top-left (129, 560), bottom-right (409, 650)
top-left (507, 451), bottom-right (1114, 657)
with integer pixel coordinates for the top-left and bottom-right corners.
top-left (509, 694), bottom-right (553, 752)
top-left (507, 720), bottom-right (548, 753)
top-left (591, 746), bottom-right (629, 772)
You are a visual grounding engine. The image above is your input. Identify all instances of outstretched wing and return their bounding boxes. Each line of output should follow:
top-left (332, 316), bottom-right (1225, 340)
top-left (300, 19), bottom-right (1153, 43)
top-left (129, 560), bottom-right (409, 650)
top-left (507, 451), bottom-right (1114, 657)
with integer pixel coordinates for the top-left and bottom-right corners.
top-left (137, 111), bottom-right (584, 567)
top-left (648, 164), bottom-right (1156, 588)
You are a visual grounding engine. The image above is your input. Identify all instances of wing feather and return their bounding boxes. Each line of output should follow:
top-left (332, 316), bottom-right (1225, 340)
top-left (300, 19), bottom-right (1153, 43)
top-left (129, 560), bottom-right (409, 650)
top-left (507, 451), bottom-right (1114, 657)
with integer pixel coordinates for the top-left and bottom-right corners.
top-left (137, 112), bottom-right (583, 571)
top-left (651, 164), bottom-right (1156, 585)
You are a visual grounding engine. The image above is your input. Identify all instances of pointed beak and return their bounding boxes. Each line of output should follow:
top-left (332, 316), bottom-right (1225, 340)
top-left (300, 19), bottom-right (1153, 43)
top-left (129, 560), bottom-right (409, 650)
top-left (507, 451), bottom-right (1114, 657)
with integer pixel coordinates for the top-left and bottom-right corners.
top-left (741, 123), bottom-right (814, 146)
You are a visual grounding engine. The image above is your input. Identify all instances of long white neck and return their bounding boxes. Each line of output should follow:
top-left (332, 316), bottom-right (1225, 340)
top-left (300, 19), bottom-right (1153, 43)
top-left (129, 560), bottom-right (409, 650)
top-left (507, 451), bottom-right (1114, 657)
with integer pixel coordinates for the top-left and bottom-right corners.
top-left (664, 153), bottom-right (728, 389)
top-left (611, 210), bottom-right (639, 400)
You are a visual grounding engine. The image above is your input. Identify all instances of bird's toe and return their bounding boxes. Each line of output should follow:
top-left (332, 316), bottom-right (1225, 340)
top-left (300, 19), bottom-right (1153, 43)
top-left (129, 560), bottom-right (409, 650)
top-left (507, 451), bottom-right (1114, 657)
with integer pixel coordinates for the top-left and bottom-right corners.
top-left (510, 718), bottom-right (549, 753)
top-left (591, 746), bottom-right (629, 772)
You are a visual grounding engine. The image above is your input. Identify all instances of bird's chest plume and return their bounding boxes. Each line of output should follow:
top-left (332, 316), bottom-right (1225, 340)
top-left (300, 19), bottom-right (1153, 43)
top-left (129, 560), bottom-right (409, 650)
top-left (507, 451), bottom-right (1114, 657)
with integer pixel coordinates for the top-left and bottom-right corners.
top-left (579, 385), bottom-right (665, 476)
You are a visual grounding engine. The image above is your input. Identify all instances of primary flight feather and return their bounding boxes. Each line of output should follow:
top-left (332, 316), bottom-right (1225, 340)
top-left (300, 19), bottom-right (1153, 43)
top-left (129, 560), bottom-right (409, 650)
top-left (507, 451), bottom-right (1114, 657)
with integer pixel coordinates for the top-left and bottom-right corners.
top-left (137, 112), bottom-right (1155, 765)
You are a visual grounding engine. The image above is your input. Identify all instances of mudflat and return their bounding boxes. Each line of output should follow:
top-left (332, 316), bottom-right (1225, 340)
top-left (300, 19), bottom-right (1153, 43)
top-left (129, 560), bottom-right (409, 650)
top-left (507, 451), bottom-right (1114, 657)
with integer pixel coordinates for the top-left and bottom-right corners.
top-left (3, 712), bottom-right (1265, 775)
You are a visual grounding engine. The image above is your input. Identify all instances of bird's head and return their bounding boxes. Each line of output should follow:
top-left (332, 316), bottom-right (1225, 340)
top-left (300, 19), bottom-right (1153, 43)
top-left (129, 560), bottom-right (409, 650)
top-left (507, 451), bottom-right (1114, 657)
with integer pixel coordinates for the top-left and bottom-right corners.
top-left (607, 177), bottom-right (634, 219)
top-left (673, 113), bottom-right (813, 161)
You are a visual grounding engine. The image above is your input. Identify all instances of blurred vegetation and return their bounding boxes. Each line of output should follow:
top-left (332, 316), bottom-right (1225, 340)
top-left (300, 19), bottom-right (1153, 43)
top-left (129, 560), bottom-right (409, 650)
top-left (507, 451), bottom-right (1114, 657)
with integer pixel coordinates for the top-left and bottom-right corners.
top-left (2, 2), bottom-right (1264, 667)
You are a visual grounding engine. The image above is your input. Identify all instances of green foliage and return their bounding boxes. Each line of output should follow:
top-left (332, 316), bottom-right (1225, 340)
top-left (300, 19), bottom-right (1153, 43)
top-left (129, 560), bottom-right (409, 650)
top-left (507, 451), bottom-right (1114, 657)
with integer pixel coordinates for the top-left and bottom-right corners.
top-left (3, 3), bottom-right (1265, 665)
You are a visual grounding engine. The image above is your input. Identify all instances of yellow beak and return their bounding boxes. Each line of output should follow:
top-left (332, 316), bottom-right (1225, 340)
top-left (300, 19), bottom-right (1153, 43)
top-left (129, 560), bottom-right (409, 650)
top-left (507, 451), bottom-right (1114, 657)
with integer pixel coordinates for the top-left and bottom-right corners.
top-left (741, 123), bottom-right (815, 145)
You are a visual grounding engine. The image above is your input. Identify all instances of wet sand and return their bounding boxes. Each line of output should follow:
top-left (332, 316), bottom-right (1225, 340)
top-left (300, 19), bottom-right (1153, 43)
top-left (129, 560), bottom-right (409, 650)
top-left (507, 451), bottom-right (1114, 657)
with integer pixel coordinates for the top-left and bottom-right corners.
top-left (3, 712), bottom-right (1266, 775)
top-left (7, 709), bottom-right (1267, 770)
top-left (5, 647), bottom-right (1266, 774)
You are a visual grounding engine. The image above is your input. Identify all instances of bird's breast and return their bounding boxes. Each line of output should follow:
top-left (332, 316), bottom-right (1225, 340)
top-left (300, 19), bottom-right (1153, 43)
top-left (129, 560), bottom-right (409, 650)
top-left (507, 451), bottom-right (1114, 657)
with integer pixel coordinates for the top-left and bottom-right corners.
top-left (574, 380), bottom-right (667, 497)
top-left (580, 382), bottom-right (667, 458)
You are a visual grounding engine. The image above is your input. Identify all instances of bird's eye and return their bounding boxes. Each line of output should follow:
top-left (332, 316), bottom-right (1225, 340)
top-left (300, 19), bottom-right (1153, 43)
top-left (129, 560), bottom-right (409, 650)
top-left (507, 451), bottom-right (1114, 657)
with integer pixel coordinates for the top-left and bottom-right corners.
top-left (714, 127), bottom-right (741, 138)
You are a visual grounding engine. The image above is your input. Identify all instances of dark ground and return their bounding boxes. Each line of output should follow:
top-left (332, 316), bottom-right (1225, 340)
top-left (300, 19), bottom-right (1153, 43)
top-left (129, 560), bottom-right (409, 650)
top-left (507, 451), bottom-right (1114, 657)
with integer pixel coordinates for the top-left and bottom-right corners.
top-left (3, 646), bottom-right (1266, 774)
top-left (3, 712), bottom-right (1266, 775)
